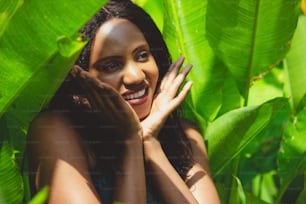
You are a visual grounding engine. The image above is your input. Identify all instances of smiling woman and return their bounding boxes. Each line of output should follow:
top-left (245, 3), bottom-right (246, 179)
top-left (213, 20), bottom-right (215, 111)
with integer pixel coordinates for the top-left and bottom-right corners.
top-left (26, 0), bottom-right (220, 203)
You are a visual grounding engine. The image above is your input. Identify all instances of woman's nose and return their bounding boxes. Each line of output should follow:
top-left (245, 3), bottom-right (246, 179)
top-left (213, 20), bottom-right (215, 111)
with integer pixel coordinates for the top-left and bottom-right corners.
top-left (122, 62), bottom-right (145, 85)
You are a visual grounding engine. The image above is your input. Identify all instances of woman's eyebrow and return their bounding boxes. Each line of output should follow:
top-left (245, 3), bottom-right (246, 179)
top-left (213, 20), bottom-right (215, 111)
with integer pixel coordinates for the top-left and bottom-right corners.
top-left (132, 44), bottom-right (149, 54)
top-left (92, 56), bottom-right (121, 67)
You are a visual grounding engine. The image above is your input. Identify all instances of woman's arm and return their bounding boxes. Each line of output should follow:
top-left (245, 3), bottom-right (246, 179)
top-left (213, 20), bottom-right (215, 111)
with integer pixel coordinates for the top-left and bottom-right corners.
top-left (182, 120), bottom-right (221, 203)
top-left (112, 131), bottom-right (146, 204)
top-left (141, 57), bottom-right (220, 203)
top-left (71, 66), bottom-right (147, 204)
top-left (27, 112), bottom-right (101, 204)
top-left (28, 110), bottom-right (147, 204)
top-left (143, 119), bottom-right (220, 204)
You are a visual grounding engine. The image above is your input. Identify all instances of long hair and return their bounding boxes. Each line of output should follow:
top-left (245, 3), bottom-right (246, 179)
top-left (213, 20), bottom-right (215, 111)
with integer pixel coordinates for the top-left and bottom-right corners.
top-left (49, 0), bottom-right (193, 179)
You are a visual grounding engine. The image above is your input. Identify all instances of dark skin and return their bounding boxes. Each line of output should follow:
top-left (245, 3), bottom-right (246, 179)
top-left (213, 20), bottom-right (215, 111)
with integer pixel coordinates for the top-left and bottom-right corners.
top-left (27, 18), bottom-right (220, 204)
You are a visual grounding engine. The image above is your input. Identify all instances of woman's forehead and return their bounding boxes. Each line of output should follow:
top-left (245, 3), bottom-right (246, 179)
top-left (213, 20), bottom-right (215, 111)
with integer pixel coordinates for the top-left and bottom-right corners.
top-left (97, 18), bottom-right (144, 40)
top-left (91, 18), bottom-right (149, 58)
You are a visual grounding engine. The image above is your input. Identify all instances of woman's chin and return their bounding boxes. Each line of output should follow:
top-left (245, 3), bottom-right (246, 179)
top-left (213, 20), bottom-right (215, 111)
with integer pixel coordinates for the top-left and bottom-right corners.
top-left (137, 109), bottom-right (150, 121)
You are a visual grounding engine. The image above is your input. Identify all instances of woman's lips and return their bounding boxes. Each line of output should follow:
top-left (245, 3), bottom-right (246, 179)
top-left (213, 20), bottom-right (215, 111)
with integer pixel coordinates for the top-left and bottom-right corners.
top-left (122, 88), bottom-right (148, 105)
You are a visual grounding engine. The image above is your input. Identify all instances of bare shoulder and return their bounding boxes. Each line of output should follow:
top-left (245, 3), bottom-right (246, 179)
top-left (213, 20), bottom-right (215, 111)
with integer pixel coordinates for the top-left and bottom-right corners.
top-left (179, 118), bottom-right (204, 144)
top-left (27, 112), bottom-right (100, 203)
top-left (180, 120), bottom-right (221, 203)
top-left (28, 111), bottom-right (74, 138)
top-left (27, 111), bottom-right (88, 184)
top-left (27, 111), bottom-right (87, 160)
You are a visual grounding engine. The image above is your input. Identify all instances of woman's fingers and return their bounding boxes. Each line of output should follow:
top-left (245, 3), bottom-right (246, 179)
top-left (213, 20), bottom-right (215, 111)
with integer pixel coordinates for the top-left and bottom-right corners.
top-left (71, 66), bottom-right (138, 124)
top-left (167, 64), bottom-right (192, 98)
top-left (71, 66), bottom-right (121, 115)
top-left (160, 56), bottom-right (185, 90)
top-left (171, 80), bottom-right (193, 108)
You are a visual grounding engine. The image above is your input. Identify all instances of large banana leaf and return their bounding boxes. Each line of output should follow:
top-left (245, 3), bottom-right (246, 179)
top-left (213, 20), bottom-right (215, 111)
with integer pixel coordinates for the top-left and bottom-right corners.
top-left (284, 15), bottom-right (306, 113)
top-left (163, 0), bottom-right (241, 123)
top-left (0, 0), bottom-right (106, 202)
top-left (205, 97), bottom-right (287, 175)
top-left (0, 0), bottom-right (107, 150)
top-left (206, 0), bottom-right (301, 100)
top-left (0, 0), bottom-right (106, 118)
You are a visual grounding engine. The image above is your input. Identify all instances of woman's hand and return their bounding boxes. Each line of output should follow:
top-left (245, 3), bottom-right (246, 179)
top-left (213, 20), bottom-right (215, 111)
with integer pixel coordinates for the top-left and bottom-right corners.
top-left (141, 56), bottom-right (193, 141)
top-left (71, 66), bottom-right (147, 204)
top-left (71, 66), bottom-right (142, 139)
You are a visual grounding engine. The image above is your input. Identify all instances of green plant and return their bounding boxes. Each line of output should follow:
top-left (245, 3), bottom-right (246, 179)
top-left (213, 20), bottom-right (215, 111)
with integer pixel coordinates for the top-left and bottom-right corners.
top-left (159, 0), bottom-right (305, 203)
top-left (0, 0), bottom-right (106, 203)
top-left (0, 0), bottom-right (305, 203)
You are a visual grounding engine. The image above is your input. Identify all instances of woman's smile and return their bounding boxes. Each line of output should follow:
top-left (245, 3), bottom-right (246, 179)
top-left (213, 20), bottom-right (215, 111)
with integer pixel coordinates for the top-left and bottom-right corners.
top-left (123, 87), bottom-right (147, 100)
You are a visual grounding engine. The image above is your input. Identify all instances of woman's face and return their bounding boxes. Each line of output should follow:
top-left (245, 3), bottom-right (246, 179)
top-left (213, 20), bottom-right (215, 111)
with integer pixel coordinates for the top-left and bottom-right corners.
top-left (89, 18), bottom-right (159, 120)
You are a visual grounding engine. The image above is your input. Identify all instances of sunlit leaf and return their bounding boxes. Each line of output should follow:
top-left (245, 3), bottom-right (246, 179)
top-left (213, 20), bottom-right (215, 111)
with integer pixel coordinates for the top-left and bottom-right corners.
top-left (206, 97), bottom-right (287, 175)
top-left (217, 181), bottom-right (268, 204)
top-left (248, 66), bottom-right (284, 106)
top-left (133, 0), bottom-right (163, 31)
top-left (0, 0), bottom-right (106, 201)
top-left (206, 0), bottom-right (300, 100)
top-left (284, 15), bottom-right (306, 113)
top-left (0, 0), bottom-right (107, 157)
top-left (0, 0), bottom-right (106, 118)
top-left (163, 0), bottom-right (241, 122)
top-left (28, 186), bottom-right (48, 204)
top-left (251, 171), bottom-right (278, 203)
top-left (0, 0), bottom-right (23, 38)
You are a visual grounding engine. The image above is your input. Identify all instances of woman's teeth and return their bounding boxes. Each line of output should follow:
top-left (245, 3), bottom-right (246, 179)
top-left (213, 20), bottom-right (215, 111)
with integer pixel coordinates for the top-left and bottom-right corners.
top-left (123, 89), bottom-right (146, 100)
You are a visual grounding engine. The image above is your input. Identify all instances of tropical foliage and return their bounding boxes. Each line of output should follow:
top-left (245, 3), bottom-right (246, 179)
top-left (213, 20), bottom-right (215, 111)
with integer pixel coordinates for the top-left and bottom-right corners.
top-left (0, 0), bottom-right (305, 203)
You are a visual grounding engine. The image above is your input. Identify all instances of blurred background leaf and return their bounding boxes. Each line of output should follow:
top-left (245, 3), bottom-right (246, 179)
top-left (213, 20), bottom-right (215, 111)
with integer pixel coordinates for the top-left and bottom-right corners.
top-left (206, 0), bottom-right (300, 102)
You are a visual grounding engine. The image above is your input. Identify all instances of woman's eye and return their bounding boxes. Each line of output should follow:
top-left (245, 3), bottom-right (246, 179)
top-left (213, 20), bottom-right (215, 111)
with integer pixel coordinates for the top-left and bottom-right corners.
top-left (136, 50), bottom-right (150, 62)
top-left (98, 62), bottom-right (121, 72)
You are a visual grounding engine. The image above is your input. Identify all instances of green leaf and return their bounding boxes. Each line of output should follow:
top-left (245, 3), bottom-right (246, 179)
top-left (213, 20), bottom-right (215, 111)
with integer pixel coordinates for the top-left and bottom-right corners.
top-left (0, 142), bottom-right (24, 204)
top-left (284, 15), bottom-right (306, 114)
top-left (248, 65), bottom-right (284, 106)
top-left (0, 0), bottom-right (24, 38)
top-left (0, 0), bottom-right (106, 118)
top-left (133, 0), bottom-right (163, 31)
top-left (28, 186), bottom-right (48, 204)
top-left (0, 0), bottom-right (107, 157)
top-left (163, 0), bottom-right (241, 122)
top-left (251, 171), bottom-right (278, 203)
top-left (277, 108), bottom-right (306, 202)
top-left (0, 1), bottom-right (106, 201)
top-left (216, 182), bottom-right (268, 204)
top-left (206, 97), bottom-right (287, 175)
top-left (206, 0), bottom-right (301, 100)
top-left (296, 186), bottom-right (306, 204)
top-left (229, 176), bottom-right (246, 204)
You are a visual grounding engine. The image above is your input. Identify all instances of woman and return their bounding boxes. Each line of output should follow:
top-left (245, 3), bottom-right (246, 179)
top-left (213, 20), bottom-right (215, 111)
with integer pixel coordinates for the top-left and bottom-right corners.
top-left (27, 0), bottom-right (220, 203)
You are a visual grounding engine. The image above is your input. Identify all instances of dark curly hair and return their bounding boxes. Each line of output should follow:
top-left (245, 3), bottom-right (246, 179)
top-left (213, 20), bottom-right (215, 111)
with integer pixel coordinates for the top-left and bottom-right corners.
top-left (49, 0), bottom-right (193, 180)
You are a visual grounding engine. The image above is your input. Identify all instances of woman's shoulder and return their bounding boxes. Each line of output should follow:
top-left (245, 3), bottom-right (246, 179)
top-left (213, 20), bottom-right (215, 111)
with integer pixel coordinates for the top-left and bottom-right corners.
top-left (27, 111), bottom-right (85, 156)
top-left (179, 118), bottom-right (203, 141)
top-left (28, 111), bottom-right (73, 136)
